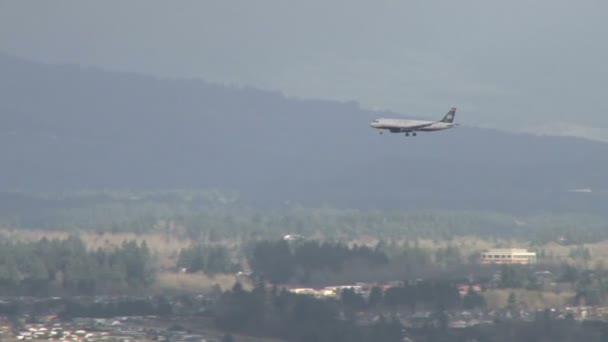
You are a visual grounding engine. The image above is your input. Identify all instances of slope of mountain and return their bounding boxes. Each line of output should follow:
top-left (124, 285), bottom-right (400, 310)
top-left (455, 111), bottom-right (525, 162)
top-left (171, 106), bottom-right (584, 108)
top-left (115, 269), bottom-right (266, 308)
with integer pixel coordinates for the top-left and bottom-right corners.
top-left (1, 53), bottom-right (607, 213)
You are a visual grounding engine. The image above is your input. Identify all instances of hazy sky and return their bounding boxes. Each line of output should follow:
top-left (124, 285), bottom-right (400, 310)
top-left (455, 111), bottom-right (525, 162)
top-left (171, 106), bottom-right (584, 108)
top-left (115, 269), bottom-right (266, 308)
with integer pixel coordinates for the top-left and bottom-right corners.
top-left (1, 0), bottom-right (608, 141)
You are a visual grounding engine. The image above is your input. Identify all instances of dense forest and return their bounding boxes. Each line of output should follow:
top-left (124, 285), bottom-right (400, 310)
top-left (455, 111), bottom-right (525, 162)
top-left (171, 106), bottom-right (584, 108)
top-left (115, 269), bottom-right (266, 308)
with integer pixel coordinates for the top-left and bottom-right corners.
top-left (208, 282), bottom-right (608, 342)
top-left (214, 282), bottom-right (404, 342)
top-left (1, 191), bottom-right (607, 244)
top-left (0, 236), bottom-right (153, 295)
top-left (248, 239), bottom-right (389, 284)
top-left (210, 281), bottom-right (608, 341)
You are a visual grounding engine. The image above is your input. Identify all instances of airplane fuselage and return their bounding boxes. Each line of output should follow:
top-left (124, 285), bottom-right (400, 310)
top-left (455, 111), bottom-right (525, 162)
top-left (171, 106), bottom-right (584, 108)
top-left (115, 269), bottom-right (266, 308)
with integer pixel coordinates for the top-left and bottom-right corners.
top-left (370, 107), bottom-right (457, 135)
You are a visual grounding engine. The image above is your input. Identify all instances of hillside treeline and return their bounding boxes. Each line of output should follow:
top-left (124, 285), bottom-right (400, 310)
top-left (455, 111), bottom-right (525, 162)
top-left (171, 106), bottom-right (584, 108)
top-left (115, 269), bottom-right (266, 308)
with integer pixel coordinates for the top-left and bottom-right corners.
top-left (0, 236), bottom-right (154, 295)
top-left (248, 240), bottom-right (389, 284)
top-left (2, 191), bottom-right (608, 244)
top-left (173, 238), bottom-right (473, 293)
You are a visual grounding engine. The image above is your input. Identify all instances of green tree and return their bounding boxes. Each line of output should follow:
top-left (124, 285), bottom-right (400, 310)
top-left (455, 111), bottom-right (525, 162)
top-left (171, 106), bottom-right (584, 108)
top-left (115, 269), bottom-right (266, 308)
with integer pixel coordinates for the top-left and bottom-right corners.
top-left (368, 286), bottom-right (383, 308)
top-left (500, 265), bottom-right (526, 288)
top-left (463, 287), bottom-right (485, 309)
top-left (249, 240), bottom-right (294, 284)
top-left (507, 292), bottom-right (517, 310)
top-left (341, 288), bottom-right (366, 311)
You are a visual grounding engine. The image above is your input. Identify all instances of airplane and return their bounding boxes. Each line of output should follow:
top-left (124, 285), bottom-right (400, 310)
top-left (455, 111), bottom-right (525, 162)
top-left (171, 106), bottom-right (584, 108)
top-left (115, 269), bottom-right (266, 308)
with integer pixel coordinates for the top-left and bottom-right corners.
top-left (369, 107), bottom-right (457, 136)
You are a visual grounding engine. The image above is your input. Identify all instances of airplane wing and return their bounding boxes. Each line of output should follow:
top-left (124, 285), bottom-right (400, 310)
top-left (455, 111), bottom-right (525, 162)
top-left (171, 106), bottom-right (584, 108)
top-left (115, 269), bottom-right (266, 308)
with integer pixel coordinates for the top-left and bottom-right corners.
top-left (393, 120), bottom-right (434, 129)
top-left (381, 120), bottom-right (435, 133)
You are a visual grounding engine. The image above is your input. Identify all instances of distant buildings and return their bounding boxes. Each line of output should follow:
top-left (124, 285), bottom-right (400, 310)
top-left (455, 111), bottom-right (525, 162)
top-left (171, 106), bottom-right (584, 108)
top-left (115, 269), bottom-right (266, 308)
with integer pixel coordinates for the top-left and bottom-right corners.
top-left (479, 248), bottom-right (537, 265)
top-left (284, 283), bottom-right (371, 299)
top-left (457, 284), bottom-right (482, 296)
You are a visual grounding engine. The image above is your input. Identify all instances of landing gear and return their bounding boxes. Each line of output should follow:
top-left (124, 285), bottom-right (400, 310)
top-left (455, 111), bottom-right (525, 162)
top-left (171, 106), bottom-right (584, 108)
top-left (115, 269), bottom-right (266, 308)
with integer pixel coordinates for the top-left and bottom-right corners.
top-left (405, 132), bottom-right (410, 136)
top-left (379, 131), bottom-right (383, 134)
top-left (412, 132), bottom-right (417, 136)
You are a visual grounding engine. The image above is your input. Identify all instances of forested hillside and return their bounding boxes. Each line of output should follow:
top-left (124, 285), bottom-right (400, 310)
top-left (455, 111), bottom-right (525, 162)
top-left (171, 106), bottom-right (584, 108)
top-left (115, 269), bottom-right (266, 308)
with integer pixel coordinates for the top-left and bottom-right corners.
top-left (1, 191), bottom-right (607, 244)
top-left (1, 53), bottom-right (608, 213)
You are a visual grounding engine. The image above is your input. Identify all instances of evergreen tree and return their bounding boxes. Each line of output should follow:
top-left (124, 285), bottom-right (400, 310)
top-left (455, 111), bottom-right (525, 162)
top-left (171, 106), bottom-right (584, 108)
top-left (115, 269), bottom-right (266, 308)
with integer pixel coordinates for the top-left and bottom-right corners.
top-left (368, 286), bottom-right (383, 308)
top-left (463, 287), bottom-right (485, 309)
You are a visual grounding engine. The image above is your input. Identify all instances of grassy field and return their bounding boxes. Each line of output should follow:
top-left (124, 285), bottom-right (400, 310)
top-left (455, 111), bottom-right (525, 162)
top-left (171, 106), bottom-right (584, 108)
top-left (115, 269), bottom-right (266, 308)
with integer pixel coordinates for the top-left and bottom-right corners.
top-left (152, 271), bottom-right (243, 294)
top-left (483, 288), bottom-right (575, 310)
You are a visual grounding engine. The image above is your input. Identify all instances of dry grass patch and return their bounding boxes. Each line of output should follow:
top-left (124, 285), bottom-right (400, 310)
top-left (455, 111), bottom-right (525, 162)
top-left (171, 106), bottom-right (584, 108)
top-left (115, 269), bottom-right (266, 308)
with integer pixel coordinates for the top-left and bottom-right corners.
top-left (541, 241), bottom-right (608, 266)
top-left (152, 271), bottom-right (242, 294)
top-left (484, 288), bottom-right (574, 310)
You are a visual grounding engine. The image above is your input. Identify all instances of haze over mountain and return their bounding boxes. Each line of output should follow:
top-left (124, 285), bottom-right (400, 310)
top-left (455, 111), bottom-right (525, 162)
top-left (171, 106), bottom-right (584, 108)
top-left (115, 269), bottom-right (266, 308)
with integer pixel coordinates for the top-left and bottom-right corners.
top-left (2, 1), bottom-right (608, 142)
top-left (1, 53), bottom-right (607, 213)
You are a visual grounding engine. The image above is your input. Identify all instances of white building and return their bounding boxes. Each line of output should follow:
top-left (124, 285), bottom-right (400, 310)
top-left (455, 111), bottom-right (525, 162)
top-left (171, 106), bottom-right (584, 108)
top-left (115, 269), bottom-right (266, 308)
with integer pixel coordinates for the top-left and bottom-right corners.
top-left (479, 248), bottom-right (537, 265)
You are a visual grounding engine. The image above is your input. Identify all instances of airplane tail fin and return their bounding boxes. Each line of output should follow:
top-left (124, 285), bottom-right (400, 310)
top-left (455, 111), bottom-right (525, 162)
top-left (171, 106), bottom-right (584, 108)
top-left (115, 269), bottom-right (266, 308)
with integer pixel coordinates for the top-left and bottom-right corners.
top-left (440, 107), bottom-right (456, 123)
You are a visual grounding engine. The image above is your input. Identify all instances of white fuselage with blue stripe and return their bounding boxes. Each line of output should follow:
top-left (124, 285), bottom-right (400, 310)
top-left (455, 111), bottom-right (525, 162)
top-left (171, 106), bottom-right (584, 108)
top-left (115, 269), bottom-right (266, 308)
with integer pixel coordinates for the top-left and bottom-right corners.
top-left (370, 107), bottom-right (457, 134)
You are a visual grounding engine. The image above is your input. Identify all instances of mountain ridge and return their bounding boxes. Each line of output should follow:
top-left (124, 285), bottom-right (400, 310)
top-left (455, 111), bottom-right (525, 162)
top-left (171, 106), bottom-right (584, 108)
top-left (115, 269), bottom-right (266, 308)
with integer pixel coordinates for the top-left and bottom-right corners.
top-left (1, 52), bottom-right (607, 213)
